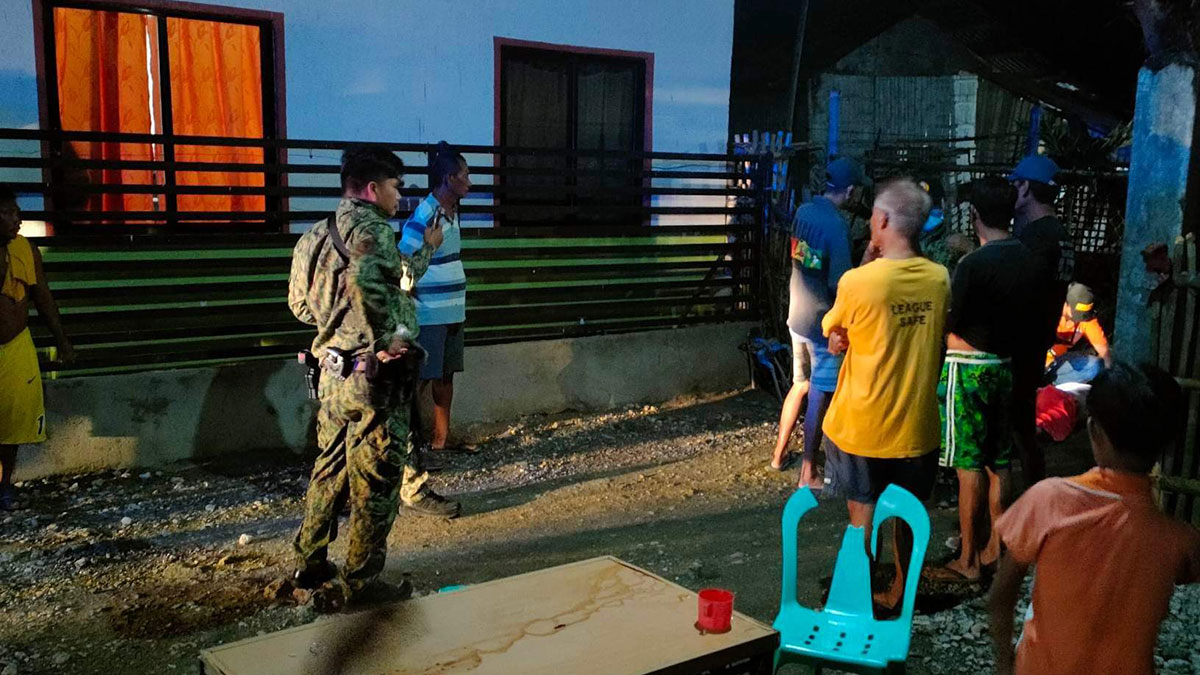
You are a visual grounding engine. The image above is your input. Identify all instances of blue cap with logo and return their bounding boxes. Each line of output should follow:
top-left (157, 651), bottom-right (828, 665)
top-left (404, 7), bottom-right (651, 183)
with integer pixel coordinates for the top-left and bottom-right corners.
top-left (826, 157), bottom-right (864, 191)
top-left (1007, 155), bottom-right (1060, 186)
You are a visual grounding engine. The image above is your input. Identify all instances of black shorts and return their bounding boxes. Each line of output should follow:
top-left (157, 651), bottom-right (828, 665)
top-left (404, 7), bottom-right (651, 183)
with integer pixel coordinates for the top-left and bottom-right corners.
top-left (822, 435), bottom-right (937, 504)
top-left (418, 323), bottom-right (465, 380)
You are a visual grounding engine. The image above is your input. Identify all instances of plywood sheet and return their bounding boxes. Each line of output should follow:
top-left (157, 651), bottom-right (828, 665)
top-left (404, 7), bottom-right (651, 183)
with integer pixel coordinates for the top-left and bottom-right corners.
top-left (200, 556), bottom-right (776, 675)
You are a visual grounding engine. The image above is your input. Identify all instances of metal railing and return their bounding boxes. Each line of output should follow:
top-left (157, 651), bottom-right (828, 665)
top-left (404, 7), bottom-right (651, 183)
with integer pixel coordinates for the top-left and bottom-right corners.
top-left (0, 128), bottom-right (769, 376)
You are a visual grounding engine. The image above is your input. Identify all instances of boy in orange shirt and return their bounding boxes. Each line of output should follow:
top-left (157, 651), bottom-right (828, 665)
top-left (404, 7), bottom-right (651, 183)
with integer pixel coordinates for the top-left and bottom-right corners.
top-left (990, 362), bottom-right (1200, 675)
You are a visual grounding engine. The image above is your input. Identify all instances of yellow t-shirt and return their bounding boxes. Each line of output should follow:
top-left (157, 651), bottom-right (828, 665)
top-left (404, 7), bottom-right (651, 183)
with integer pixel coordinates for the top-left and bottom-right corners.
top-left (2, 235), bottom-right (37, 303)
top-left (821, 256), bottom-right (950, 458)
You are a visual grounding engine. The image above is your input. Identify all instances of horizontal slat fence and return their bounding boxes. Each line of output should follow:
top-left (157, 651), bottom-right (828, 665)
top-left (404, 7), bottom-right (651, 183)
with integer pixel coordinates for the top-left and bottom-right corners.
top-left (0, 128), bottom-right (766, 376)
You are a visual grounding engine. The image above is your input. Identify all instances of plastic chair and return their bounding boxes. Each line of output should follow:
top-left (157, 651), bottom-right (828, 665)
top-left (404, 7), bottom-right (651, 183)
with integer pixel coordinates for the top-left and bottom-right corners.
top-left (772, 485), bottom-right (931, 674)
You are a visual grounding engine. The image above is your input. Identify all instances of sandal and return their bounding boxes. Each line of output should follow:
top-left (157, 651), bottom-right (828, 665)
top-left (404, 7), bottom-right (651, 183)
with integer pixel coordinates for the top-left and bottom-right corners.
top-left (922, 564), bottom-right (983, 585)
top-left (769, 452), bottom-right (797, 471)
top-left (0, 486), bottom-right (16, 512)
top-left (434, 441), bottom-right (479, 454)
top-left (798, 478), bottom-right (824, 497)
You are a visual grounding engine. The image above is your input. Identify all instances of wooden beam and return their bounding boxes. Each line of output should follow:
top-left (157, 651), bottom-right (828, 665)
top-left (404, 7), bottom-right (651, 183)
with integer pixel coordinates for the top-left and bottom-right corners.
top-left (1158, 474), bottom-right (1200, 497)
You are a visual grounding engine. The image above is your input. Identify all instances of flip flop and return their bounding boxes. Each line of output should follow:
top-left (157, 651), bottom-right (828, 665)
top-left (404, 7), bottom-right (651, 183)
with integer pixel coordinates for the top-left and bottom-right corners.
top-left (798, 478), bottom-right (825, 497)
top-left (922, 564), bottom-right (983, 585)
top-left (769, 452), bottom-right (797, 471)
top-left (434, 441), bottom-right (479, 454)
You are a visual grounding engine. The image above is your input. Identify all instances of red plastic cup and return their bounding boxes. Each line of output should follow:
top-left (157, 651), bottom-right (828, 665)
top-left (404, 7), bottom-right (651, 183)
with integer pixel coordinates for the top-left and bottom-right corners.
top-left (695, 588), bottom-right (734, 633)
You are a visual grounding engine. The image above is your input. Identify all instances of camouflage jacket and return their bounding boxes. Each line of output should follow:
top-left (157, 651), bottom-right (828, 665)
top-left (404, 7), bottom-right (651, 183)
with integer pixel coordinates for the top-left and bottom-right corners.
top-left (288, 198), bottom-right (425, 356)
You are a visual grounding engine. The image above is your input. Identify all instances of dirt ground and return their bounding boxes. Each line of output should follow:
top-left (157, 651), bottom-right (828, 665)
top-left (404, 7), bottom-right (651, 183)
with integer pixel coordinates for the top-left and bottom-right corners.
top-left (0, 388), bottom-right (1196, 674)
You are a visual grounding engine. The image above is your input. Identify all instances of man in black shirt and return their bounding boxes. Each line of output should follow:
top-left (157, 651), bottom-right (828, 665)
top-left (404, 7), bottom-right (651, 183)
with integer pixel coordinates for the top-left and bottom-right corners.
top-left (930, 177), bottom-right (1038, 583)
top-left (1009, 155), bottom-right (1074, 484)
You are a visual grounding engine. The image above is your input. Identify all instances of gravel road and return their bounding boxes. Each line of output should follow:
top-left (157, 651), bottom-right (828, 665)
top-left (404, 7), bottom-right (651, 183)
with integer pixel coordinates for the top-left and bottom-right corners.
top-left (0, 389), bottom-right (1195, 674)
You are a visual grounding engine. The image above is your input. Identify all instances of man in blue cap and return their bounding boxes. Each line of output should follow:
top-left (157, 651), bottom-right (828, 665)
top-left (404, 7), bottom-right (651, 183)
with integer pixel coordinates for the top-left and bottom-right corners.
top-left (1008, 155), bottom-right (1075, 484)
top-left (769, 157), bottom-right (862, 492)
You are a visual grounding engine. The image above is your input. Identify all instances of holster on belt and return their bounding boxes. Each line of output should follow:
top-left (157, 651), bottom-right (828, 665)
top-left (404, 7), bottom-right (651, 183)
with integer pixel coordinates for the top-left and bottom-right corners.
top-left (297, 350), bottom-right (321, 400)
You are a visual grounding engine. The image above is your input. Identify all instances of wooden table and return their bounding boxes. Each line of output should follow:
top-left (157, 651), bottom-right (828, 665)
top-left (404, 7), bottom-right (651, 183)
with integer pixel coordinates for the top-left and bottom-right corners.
top-left (200, 556), bottom-right (778, 675)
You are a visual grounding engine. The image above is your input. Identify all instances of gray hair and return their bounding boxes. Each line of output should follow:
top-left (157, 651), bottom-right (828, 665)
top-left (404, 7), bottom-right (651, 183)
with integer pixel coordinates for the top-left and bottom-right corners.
top-left (874, 178), bottom-right (932, 240)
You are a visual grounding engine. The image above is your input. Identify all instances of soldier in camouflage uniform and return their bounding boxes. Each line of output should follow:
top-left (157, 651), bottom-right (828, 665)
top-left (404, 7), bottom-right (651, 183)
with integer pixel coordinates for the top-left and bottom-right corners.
top-left (285, 147), bottom-right (446, 606)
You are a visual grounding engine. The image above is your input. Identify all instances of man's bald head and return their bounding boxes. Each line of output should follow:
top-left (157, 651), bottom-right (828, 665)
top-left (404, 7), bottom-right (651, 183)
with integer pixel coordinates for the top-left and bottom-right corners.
top-left (873, 178), bottom-right (932, 242)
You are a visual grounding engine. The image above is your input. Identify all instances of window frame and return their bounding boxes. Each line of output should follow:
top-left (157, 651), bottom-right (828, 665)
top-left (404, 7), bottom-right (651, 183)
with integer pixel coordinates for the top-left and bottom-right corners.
top-left (493, 37), bottom-right (654, 227)
top-left (493, 36), bottom-right (654, 153)
top-left (31, 0), bottom-right (287, 222)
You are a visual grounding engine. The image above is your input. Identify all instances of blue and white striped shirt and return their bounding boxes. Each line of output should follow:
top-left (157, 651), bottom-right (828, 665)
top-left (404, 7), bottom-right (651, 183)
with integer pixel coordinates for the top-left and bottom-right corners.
top-left (399, 193), bottom-right (466, 326)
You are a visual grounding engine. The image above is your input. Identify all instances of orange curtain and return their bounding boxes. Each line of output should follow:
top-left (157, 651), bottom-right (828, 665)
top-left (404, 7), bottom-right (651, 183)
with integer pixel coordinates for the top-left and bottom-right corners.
top-left (55, 8), bottom-right (162, 214)
top-left (167, 18), bottom-right (265, 214)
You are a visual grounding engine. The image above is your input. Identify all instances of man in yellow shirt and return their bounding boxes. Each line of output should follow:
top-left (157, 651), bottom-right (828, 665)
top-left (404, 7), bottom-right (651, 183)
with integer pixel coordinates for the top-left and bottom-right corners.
top-left (821, 177), bottom-right (950, 609)
top-left (0, 184), bottom-right (73, 510)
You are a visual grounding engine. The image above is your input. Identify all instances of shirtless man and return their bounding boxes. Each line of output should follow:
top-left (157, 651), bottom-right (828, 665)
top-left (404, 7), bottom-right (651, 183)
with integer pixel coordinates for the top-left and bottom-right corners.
top-left (0, 185), bottom-right (73, 510)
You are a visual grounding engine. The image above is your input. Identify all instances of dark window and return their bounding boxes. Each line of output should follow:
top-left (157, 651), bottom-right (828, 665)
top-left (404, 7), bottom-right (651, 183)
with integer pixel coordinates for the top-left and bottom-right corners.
top-left (498, 44), bottom-right (648, 226)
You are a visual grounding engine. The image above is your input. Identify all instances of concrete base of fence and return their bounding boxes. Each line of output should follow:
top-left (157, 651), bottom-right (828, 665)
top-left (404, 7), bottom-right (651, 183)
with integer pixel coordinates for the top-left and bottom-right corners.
top-left (16, 322), bottom-right (756, 480)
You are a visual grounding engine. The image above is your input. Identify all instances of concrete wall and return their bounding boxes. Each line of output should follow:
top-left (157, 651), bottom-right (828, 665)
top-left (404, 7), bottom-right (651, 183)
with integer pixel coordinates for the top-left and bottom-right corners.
top-left (18, 322), bottom-right (754, 479)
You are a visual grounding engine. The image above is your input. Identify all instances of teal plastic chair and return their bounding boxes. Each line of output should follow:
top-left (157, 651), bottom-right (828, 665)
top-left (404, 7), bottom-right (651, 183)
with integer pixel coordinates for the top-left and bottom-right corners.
top-left (772, 485), bottom-right (930, 674)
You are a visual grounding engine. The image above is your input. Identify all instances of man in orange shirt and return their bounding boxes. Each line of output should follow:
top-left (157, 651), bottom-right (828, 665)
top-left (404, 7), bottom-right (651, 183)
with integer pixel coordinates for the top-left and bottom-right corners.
top-left (990, 362), bottom-right (1200, 675)
top-left (1045, 282), bottom-right (1112, 385)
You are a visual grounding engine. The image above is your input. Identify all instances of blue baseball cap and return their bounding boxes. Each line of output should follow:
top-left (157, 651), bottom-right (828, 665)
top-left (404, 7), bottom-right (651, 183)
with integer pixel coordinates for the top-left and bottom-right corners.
top-left (826, 157), bottom-right (864, 190)
top-left (1007, 155), bottom-right (1059, 186)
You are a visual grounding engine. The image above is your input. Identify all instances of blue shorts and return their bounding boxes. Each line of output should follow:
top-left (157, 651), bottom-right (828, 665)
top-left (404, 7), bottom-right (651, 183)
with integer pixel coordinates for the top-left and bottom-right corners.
top-left (418, 323), bottom-right (465, 381)
top-left (809, 343), bottom-right (843, 393)
top-left (822, 435), bottom-right (937, 504)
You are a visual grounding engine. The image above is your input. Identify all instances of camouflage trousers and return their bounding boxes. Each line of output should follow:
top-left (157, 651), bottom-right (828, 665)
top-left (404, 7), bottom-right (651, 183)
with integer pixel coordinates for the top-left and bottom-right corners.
top-left (293, 371), bottom-right (428, 584)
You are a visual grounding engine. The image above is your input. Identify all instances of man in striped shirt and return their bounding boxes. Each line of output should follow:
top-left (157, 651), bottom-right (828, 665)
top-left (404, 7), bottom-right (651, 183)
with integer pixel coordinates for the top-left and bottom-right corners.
top-left (398, 142), bottom-right (471, 516)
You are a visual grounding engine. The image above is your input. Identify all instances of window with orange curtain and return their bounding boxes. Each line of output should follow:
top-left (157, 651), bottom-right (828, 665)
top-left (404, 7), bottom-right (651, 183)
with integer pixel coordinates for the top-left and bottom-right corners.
top-left (166, 17), bottom-right (265, 214)
top-left (50, 5), bottom-right (272, 222)
top-left (54, 7), bottom-right (164, 215)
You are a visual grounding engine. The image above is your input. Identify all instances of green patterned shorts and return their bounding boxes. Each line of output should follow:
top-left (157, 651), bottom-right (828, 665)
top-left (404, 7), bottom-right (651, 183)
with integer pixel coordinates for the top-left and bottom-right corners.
top-left (938, 350), bottom-right (1014, 471)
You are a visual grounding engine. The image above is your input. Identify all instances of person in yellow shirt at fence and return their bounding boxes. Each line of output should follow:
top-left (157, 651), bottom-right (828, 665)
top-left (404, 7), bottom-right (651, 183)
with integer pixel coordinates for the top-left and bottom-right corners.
top-left (0, 184), bottom-right (73, 511)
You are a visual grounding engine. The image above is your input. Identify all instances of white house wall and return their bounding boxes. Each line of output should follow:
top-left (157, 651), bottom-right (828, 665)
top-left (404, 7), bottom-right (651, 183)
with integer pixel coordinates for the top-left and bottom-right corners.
top-left (0, 0), bottom-right (735, 224)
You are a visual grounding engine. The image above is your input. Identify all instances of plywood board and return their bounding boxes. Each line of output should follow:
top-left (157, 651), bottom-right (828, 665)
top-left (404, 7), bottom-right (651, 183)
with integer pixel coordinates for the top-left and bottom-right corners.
top-left (200, 556), bottom-right (777, 675)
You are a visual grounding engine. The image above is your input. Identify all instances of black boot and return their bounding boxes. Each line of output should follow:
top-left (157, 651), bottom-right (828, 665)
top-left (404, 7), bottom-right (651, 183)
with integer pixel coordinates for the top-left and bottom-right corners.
top-left (401, 489), bottom-right (461, 518)
top-left (293, 560), bottom-right (339, 590)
